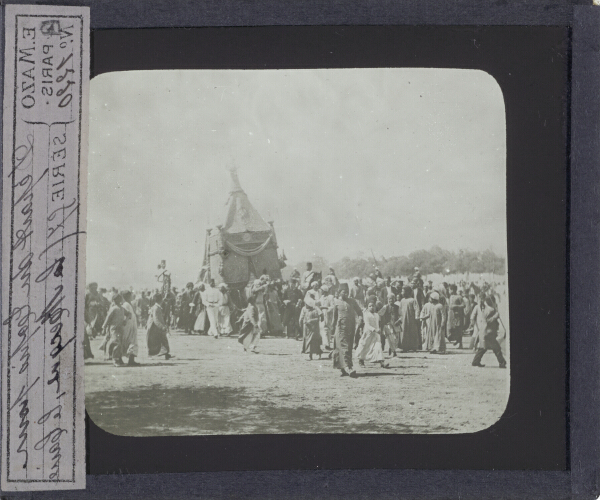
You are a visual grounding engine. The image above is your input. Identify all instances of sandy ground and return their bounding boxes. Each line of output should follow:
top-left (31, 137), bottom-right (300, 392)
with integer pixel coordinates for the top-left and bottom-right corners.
top-left (85, 326), bottom-right (510, 436)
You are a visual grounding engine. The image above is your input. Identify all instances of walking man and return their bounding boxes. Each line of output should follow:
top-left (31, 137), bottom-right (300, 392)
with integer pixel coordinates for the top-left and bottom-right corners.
top-left (331, 283), bottom-right (363, 378)
top-left (470, 293), bottom-right (507, 368)
top-left (101, 293), bottom-right (127, 366)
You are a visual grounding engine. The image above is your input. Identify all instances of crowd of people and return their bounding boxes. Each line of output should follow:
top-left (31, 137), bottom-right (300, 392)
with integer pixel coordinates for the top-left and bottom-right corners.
top-left (84, 263), bottom-right (507, 375)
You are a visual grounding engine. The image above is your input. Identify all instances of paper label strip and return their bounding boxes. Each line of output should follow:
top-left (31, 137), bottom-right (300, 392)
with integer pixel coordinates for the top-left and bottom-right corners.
top-left (1, 4), bottom-right (89, 491)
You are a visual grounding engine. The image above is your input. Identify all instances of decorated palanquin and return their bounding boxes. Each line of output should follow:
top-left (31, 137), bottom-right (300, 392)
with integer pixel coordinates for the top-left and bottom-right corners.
top-left (202, 169), bottom-right (285, 291)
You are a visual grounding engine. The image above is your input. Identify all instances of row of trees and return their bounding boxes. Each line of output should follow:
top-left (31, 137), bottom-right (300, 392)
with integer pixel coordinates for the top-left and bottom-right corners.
top-left (286, 247), bottom-right (506, 280)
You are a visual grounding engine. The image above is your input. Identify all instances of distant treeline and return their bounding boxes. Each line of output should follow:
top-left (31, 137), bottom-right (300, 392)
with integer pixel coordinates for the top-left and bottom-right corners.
top-left (286, 246), bottom-right (506, 280)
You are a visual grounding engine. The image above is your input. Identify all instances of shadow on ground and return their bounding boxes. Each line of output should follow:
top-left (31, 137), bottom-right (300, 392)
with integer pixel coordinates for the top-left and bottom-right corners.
top-left (86, 385), bottom-right (451, 436)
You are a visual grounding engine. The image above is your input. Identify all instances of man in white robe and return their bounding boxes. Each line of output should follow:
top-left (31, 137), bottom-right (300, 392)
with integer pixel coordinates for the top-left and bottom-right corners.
top-left (204, 279), bottom-right (222, 338)
top-left (218, 283), bottom-right (233, 335)
top-left (121, 290), bottom-right (140, 366)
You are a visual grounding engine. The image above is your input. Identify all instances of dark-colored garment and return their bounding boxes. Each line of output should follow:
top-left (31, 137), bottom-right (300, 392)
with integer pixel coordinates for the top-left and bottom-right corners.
top-left (162, 291), bottom-right (176, 327)
top-left (462, 296), bottom-right (473, 328)
top-left (300, 307), bottom-right (323, 355)
top-left (147, 324), bottom-right (170, 356)
top-left (378, 303), bottom-right (398, 327)
top-left (265, 290), bottom-right (284, 335)
top-left (140, 295), bottom-right (151, 324)
top-left (447, 294), bottom-right (465, 344)
top-left (179, 290), bottom-right (197, 332)
top-left (398, 297), bottom-right (421, 351)
top-left (83, 323), bottom-right (94, 359)
top-left (349, 284), bottom-right (365, 307)
top-left (472, 347), bottom-right (506, 367)
top-left (332, 297), bottom-right (363, 372)
top-left (147, 304), bottom-right (170, 356)
top-left (85, 290), bottom-right (106, 337)
top-left (282, 287), bottom-right (303, 337)
top-left (353, 323), bottom-right (363, 349)
top-left (448, 294), bottom-right (464, 328)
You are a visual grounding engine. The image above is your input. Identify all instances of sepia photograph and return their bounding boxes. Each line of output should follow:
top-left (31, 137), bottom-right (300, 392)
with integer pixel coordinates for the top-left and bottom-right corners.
top-left (84, 68), bottom-right (509, 436)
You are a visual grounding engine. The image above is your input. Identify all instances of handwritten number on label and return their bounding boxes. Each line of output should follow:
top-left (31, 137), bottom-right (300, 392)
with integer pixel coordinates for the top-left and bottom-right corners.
top-left (56, 67), bottom-right (74, 83)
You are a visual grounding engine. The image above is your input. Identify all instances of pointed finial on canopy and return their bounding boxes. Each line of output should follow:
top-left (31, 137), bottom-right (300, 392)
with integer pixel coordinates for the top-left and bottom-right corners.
top-left (228, 165), bottom-right (243, 194)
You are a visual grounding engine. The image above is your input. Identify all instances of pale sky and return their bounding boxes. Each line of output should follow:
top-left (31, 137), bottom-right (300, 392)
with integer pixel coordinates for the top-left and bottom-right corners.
top-left (86, 68), bottom-right (506, 289)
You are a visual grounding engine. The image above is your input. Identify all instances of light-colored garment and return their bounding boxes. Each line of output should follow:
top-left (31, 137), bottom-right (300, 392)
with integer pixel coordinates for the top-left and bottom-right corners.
top-left (194, 289), bottom-right (207, 331)
top-left (470, 303), bottom-right (501, 350)
top-left (122, 301), bottom-right (139, 356)
top-left (304, 289), bottom-right (321, 308)
top-left (420, 302), bottom-right (433, 350)
top-left (320, 294), bottom-right (336, 346)
top-left (218, 292), bottom-right (233, 335)
top-left (194, 307), bottom-right (207, 331)
top-left (101, 303), bottom-right (126, 360)
top-left (302, 270), bottom-right (315, 291)
top-left (427, 303), bottom-right (445, 352)
top-left (355, 310), bottom-right (384, 362)
top-left (204, 286), bottom-right (222, 336)
top-left (323, 273), bottom-right (339, 294)
top-left (382, 324), bottom-right (398, 352)
top-left (238, 304), bottom-right (260, 350)
top-left (252, 283), bottom-right (269, 335)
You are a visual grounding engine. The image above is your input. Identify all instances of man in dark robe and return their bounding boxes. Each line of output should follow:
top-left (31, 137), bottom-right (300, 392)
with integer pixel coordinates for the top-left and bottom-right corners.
top-left (138, 291), bottom-right (150, 325)
top-left (85, 282), bottom-right (106, 338)
top-left (98, 288), bottom-right (111, 324)
top-left (332, 283), bottom-right (363, 378)
top-left (398, 285), bottom-right (421, 352)
top-left (147, 293), bottom-right (172, 359)
top-left (162, 287), bottom-right (177, 331)
top-left (447, 284), bottom-right (465, 348)
top-left (282, 279), bottom-right (303, 339)
top-left (180, 282), bottom-right (197, 334)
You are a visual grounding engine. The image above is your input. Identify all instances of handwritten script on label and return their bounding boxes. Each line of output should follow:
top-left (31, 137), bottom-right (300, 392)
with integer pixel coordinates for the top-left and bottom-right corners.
top-left (2, 5), bottom-right (89, 491)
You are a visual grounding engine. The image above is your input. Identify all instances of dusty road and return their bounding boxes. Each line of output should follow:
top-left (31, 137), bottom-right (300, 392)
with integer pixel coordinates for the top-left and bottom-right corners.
top-left (85, 329), bottom-right (509, 436)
